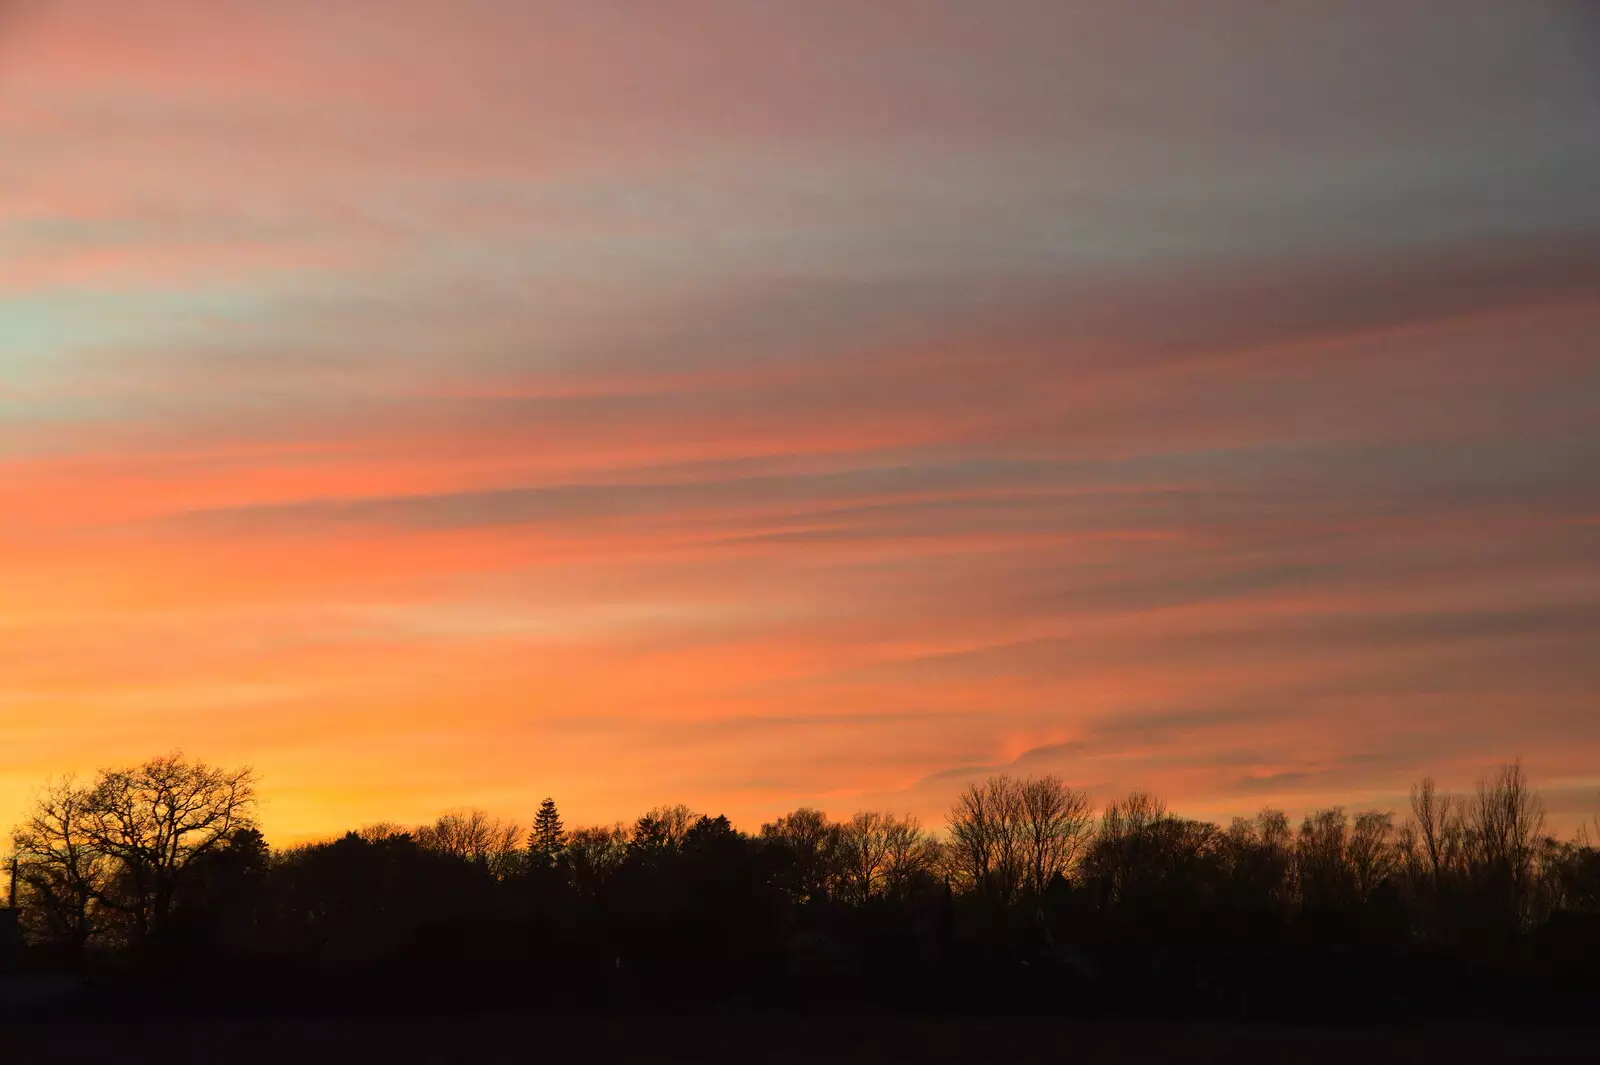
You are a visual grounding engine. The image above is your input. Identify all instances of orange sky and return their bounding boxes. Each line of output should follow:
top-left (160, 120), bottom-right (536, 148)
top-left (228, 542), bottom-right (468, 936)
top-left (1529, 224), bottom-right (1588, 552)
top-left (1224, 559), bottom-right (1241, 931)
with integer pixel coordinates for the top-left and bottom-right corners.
top-left (3, 2), bottom-right (1599, 841)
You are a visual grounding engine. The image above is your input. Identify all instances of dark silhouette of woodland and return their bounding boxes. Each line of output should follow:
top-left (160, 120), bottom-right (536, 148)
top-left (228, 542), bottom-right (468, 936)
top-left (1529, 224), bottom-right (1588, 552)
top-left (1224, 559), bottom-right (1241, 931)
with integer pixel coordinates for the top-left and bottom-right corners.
top-left (3, 753), bottom-right (1598, 1028)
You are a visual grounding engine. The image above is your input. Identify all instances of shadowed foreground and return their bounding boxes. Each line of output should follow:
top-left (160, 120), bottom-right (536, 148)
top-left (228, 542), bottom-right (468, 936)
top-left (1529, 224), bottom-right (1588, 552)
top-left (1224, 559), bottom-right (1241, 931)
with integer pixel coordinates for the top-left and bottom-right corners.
top-left (3, 1014), bottom-right (1597, 1064)
top-left (5, 755), bottom-right (1597, 1033)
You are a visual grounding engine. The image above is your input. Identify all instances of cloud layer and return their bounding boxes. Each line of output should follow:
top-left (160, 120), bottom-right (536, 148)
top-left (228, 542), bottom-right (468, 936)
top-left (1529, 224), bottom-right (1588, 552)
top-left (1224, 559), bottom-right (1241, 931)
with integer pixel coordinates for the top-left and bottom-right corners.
top-left (4, 1), bottom-right (1599, 837)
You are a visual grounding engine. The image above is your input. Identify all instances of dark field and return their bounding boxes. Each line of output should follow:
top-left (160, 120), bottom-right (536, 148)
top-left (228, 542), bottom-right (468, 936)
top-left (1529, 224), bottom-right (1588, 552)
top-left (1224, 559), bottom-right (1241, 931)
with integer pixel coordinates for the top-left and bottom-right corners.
top-left (4, 1015), bottom-right (1597, 1064)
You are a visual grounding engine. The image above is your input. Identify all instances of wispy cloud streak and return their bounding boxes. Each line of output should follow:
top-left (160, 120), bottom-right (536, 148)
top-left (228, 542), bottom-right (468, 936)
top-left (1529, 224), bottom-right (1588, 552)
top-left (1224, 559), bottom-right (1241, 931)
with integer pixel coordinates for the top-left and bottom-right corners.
top-left (3, 1), bottom-right (1598, 837)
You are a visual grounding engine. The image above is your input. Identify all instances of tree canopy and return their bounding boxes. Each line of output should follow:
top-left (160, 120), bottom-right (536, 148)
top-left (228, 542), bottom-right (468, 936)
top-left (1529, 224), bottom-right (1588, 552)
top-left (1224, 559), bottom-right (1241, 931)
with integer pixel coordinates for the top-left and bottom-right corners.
top-left (5, 757), bottom-right (1598, 1022)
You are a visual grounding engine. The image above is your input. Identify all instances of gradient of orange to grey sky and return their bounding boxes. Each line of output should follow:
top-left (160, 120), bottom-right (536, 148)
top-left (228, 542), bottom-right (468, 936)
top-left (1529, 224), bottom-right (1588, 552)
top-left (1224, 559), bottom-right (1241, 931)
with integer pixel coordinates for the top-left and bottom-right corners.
top-left (3, 2), bottom-right (1599, 841)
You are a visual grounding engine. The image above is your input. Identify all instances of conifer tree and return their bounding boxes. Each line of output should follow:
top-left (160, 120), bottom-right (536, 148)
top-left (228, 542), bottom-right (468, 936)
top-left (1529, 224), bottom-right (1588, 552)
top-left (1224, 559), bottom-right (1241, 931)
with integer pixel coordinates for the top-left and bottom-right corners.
top-left (528, 797), bottom-right (565, 867)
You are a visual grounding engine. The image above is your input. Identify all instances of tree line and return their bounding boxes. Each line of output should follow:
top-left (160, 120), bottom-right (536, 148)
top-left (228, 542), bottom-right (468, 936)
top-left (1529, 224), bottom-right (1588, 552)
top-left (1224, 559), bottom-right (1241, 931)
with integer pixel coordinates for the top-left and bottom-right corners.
top-left (5, 753), bottom-right (1599, 1019)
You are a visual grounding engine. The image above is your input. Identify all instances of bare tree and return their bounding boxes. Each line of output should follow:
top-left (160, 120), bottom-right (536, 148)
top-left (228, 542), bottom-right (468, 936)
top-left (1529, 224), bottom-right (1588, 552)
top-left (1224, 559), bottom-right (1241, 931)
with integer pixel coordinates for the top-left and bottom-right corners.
top-left (881, 814), bottom-right (938, 901)
top-left (836, 812), bottom-right (936, 904)
top-left (1082, 791), bottom-right (1167, 901)
top-left (837, 812), bottom-right (892, 904)
top-left (564, 823), bottom-right (630, 897)
top-left (82, 753), bottom-right (257, 944)
top-left (1347, 810), bottom-right (1398, 900)
top-left (1294, 807), bottom-right (1350, 908)
top-left (1409, 777), bottom-right (1463, 894)
top-left (415, 809), bottom-right (523, 879)
top-left (946, 781), bottom-right (996, 895)
top-left (759, 808), bottom-right (840, 903)
top-left (989, 778), bottom-right (1026, 903)
top-left (946, 776), bottom-right (1030, 902)
top-left (1017, 775), bottom-right (1094, 901)
top-left (1102, 791), bottom-right (1168, 837)
top-left (1083, 792), bottom-right (1227, 906)
top-left (633, 804), bottom-right (699, 850)
top-left (357, 822), bottom-right (410, 843)
top-left (1467, 760), bottom-right (1546, 922)
top-left (1257, 808), bottom-right (1292, 851)
top-left (8, 778), bottom-right (110, 950)
top-left (1094, 791), bottom-right (1169, 873)
top-left (1222, 809), bottom-right (1293, 905)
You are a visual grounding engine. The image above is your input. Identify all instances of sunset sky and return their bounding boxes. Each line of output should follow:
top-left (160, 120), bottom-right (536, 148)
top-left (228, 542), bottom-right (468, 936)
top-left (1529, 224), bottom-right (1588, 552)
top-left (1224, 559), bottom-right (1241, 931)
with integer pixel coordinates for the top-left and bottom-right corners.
top-left (3, 2), bottom-right (1599, 841)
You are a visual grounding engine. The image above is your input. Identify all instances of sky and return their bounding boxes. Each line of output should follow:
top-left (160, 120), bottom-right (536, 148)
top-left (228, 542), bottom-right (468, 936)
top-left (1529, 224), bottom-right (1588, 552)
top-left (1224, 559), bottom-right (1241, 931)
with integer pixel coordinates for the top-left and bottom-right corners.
top-left (3, 1), bottom-right (1599, 841)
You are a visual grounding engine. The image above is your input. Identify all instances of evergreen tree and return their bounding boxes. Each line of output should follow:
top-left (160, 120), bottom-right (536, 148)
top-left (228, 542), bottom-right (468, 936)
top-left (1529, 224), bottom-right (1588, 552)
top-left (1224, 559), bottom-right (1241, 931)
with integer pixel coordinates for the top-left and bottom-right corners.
top-left (528, 797), bottom-right (565, 866)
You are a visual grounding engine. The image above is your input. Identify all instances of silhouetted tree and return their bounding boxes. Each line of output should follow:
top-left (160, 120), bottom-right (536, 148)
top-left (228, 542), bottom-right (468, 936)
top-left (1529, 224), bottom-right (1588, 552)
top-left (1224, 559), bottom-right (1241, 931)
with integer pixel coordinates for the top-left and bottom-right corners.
top-left (416, 809), bottom-right (523, 879)
top-left (564, 824), bottom-right (628, 899)
top-left (1018, 775), bottom-right (1094, 903)
top-left (1402, 776), bottom-right (1468, 940)
top-left (168, 826), bottom-right (271, 955)
top-left (82, 753), bottom-right (257, 946)
top-left (1083, 791), bottom-right (1178, 906)
top-left (1347, 810), bottom-right (1398, 902)
top-left (1294, 807), bottom-right (1353, 910)
top-left (632, 805), bottom-right (697, 853)
top-left (1221, 808), bottom-right (1293, 909)
top-left (1542, 837), bottom-right (1600, 913)
top-left (837, 812), bottom-right (935, 904)
top-left (760, 808), bottom-right (840, 905)
top-left (7, 777), bottom-right (110, 952)
top-left (946, 776), bottom-right (1028, 903)
top-left (1465, 760), bottom-right (1545, 927)
top-left (881, 814), bottom-right (940, 902)
top-left (8, 751), bottom-right (1598, 1023)
top-left (527, 798), bottom-right (565, 869)
top-left (268, 829), bottom-right (451, 971)
top-left (1409, 778), bottom-right (1463, 892)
